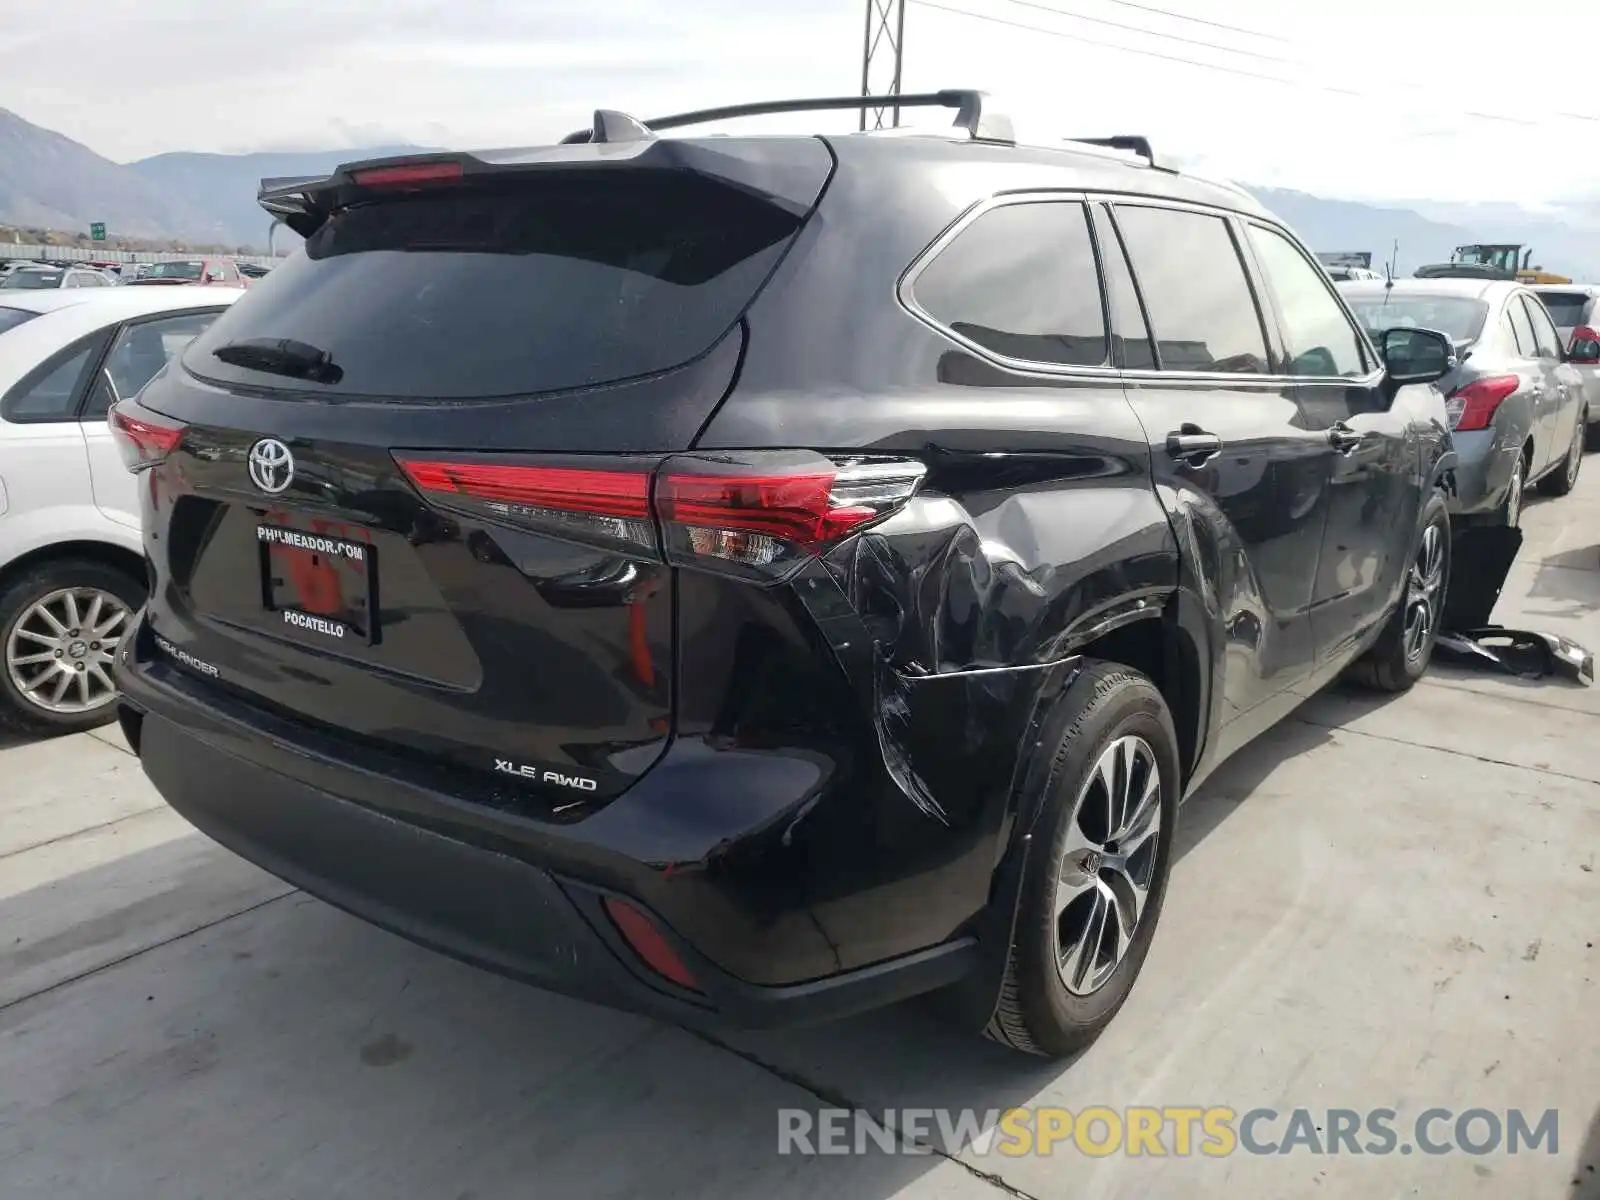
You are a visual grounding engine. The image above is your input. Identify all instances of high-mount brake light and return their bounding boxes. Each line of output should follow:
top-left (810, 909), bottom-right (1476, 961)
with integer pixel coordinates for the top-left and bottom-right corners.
top-left (657, 454), bottom-right (927, 579)
top-left (350, 162), bottom-right (464, 189)
top-left (394, 457), bottom-right (656, 554)
top-left (1447, 375), bottom-right (1520, 432)
top-left (108, 400), bottom-right (186, 472)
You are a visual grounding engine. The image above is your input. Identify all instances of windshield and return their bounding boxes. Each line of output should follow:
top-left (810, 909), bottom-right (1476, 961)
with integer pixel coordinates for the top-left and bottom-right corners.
top-left (1453, 246), bottom-right (1517, 271)
top-left (185, 173), bottom-right (808, 400)
top-left (0, 269), bottom-right (62, 290)
top-left (141, 261), bottom-right (205, 280)
top-left (1342, 293), bottom-right (1489, 343)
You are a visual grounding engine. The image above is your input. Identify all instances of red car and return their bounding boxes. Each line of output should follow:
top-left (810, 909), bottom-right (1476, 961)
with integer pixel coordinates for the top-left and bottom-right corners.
top-left (126, 258), bottom-right (247, 288)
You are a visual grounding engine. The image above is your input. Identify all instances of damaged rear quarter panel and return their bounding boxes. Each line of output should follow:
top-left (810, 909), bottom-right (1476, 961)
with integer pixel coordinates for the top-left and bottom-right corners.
top-left (695, 380), bottom-right (1180, 970)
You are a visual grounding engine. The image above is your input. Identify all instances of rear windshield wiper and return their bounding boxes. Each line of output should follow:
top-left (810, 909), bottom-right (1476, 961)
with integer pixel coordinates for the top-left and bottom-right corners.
top-left (212, 337), bottom-right (344, 384)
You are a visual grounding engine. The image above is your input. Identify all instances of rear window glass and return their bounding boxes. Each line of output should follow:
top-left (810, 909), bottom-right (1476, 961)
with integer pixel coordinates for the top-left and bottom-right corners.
top-left (1535, 291), bottom-right (1589, 329)
top-left (1343, 294), bottom-right (1488, 344)
top-left (0, 307), bottom-right (38, 336)
top-left (1, 269), bottom-right (62, 290)
top-left (142, 261), bottom-right (205, 281)
top-left (184, 174), bottom-right (806, 400)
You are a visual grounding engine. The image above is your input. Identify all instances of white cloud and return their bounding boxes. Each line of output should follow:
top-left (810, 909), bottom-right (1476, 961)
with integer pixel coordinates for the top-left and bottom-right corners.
top-left (2, 0), bottom-right (1597, 203)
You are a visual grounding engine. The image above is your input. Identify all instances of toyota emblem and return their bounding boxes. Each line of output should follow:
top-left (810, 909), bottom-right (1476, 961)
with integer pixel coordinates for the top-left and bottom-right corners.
top-left (247, 438), bottom-right (294, 494)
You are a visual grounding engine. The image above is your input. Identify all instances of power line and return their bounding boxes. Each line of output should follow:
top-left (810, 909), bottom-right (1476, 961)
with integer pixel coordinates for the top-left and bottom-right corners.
top-left (908, 0), bottom-right (1547, 128)
top-left (1097, 0), bottom-right (1291, 43)
top-left (997, 0), bottom-right (1295, 64)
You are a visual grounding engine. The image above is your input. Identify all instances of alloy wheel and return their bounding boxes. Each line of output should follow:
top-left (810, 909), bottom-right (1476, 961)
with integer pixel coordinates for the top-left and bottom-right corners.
top-left (1054, 735), bottom-right (1162, 997)
top-left (1404, 521), bottom-right (1446, 663)
top-left (4, 587), bottom-right (130, 715)
top-left (1567, 422), bottom-right (1584, 487)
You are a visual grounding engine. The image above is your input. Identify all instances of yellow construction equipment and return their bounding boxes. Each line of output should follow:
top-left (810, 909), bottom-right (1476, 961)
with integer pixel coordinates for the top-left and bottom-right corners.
top-left (1415, 244), bottom-right (1571, 285)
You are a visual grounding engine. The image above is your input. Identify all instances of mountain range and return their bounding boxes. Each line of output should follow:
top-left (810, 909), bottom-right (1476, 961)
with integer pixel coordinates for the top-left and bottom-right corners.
top-left (4, 105), bottom-right (1600, 279)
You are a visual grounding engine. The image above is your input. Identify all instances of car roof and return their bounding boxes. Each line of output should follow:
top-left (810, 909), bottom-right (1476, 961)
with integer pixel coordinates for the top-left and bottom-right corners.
top-left (1337, 278), bottom-right (1513, 301)
top-left (0, 285), bottom-right (246, 318)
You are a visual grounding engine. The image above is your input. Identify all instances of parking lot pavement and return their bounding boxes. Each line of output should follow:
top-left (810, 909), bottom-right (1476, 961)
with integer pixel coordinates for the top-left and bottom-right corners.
top-left (2, 485), bottom-right (1597, 1200)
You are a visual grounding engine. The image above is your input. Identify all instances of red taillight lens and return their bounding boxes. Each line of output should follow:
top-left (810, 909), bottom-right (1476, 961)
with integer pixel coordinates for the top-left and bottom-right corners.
top-left (394, 457), bottom-right (656, 554)
top-left (349, 161), bottom-right (463, 189)
top-left (108, 400), bottom-right (186, 472)
top-left (393, 450), bottom-right (927, 576)
top-left (602, 896), bottom-right (700, 992)
top-left (1447, 375), bottom-right (1520, 432)
top-left (657, 454), bottom-right (927, 580)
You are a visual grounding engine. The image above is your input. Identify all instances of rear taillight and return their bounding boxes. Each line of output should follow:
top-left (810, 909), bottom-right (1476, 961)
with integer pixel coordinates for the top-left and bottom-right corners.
top-left (1447, 375), bottom-right (1520, 432)
top-left (394, 457), bottom-right (655, 554)
top-left (108, 400), bottom-right (186, 472)
top-left (393, 450), bottom-right (927, 579)
top-left (657, 454), bottom-right (927, 580)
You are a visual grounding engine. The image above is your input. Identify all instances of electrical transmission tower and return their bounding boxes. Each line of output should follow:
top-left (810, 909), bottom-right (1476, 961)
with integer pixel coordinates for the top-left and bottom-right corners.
top-left (859, 0), bottom-right (907, 130)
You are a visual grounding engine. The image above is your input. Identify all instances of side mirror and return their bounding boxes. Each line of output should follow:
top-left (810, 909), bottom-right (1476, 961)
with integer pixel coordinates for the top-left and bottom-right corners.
top-left (1569, 327), bottom-right (1600, 365)
top-left (1380, 326), bottom-right (1455, 385)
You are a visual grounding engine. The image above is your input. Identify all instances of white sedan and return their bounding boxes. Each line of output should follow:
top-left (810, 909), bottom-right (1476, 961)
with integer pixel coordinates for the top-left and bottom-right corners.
top-left (0, 286), bottom-right (244, 733)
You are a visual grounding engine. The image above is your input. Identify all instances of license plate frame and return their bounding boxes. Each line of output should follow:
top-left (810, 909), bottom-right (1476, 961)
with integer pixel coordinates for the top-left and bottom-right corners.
top-left (256, 522), bottom-right (380, 646)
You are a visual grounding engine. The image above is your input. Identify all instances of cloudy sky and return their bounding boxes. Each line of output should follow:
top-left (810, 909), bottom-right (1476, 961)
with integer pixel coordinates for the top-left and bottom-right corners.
top-left (5, 0), bottom-right (1597, 204)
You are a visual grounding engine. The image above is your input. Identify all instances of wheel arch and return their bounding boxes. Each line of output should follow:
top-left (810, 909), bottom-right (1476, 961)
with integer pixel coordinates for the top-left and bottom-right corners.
top-left (0, 538), bottom-right (147, 596)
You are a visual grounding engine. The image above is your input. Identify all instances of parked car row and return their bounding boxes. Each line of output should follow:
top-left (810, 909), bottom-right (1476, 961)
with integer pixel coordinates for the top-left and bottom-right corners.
top-left (0, 257), bottom-right (257, 291)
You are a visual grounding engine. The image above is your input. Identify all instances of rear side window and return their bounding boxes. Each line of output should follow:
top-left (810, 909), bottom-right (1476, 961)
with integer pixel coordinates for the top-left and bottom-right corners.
top-left (0, 307), bottom-right (38, 337)
top-left (1246, 225), bottom-right (1367, 377)
top-left (910, 200), bottom-right (1108, 367)
top-left (185, 174), bottom-right (808, 400)
top-left (1535, 291), bottom-right (1589, 331)
top-left (1506, 298), bottom-right (1537, 356)
top-left (1112, 205), bottom-right (1269, 374)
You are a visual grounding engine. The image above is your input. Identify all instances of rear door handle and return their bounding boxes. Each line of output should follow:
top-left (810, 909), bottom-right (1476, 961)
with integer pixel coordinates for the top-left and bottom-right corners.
top-left (1328, 423), bottom-right (1364, 453)
top-left (1165, 424), bottom-right (1222, 464)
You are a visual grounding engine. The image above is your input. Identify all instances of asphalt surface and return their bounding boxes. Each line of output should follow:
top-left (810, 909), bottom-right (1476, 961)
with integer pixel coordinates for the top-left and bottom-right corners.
top-left (2, 468), bottom-right (1598, 1199)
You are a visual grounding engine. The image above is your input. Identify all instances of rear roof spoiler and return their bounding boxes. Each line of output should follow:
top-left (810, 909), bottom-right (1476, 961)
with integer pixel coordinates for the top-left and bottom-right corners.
top-left (258, 89), bottom-right (1011, 239)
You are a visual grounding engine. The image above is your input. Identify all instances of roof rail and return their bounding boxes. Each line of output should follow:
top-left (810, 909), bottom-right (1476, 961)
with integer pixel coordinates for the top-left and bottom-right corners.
top-left (561, 90), bottom-right (1014, 146)
top-left (1066, 135), bottom-right (1175, 173)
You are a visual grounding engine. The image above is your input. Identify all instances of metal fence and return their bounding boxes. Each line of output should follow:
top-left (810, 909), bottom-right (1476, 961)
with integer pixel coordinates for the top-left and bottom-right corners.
top-left (0, 244), bottom-right (286, 268)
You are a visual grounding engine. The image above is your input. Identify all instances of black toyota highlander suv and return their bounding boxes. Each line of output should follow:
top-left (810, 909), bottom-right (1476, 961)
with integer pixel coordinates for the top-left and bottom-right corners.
top-left (111, 91), bottom-right (1457, 1058)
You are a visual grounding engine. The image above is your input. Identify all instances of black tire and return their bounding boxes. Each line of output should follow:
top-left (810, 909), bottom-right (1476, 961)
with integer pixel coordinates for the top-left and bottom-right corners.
top-left (1586, 413), bottom-right (1600, 452)
top-left (1348, 491), bottom-right (1450, 693)
top-left (1538, 414), bottom-right (1584, 497)
top-left (987, 662), bottom-right (1181, 1058)
top-left (0, 558), bottom-right (145, 736)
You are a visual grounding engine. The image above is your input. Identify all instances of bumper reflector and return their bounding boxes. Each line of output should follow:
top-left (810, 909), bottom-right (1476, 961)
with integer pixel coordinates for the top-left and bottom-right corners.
top-left (602, 896), bottom-right (701, 992)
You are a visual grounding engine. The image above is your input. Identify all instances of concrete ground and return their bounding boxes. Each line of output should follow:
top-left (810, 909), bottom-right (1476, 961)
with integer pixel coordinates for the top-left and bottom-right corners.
top-left (2, 474), bottom-right (1598, 1200)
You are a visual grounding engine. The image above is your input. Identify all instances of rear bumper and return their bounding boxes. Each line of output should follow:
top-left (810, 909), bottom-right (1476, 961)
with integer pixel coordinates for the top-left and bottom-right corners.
top-left (1448, 429), bottom-right (1515, 518)
top-left (115, 653), bottom-right (976, 1031)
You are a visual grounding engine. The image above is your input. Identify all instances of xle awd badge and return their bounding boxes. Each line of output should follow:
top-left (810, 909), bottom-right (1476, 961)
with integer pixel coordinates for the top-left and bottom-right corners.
top-left (248, 437), bottom-right (294, 494)
top-left (494, 758), bottom-right (598, 792)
